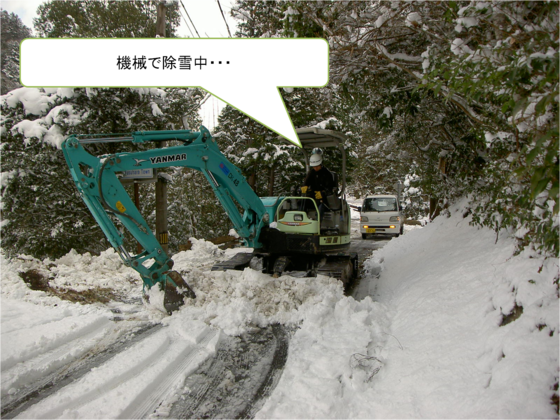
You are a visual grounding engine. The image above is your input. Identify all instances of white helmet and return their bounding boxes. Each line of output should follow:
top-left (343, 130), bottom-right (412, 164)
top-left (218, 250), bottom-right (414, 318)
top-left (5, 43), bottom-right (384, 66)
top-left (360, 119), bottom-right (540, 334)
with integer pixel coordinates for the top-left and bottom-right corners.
top-left (309, 148), bottom-right (323, 167)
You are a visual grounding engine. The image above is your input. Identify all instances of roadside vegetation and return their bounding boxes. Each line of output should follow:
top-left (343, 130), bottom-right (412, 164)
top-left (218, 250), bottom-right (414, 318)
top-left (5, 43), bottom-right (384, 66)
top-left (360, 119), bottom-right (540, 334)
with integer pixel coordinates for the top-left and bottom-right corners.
top-left (1, 1), bottom-right (557, 258)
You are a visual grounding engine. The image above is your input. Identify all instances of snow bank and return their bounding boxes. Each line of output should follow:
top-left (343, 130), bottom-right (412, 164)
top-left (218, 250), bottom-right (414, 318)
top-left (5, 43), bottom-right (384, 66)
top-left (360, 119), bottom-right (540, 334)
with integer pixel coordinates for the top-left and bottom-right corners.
top-left (172, 237), bottom-right (227, 271)
top-left (177, 269), bottom-right (346, 336)
top-left (1, 249), bottom-right (142, 301)
top-left (365, 203), bottom-right (558, 418)
top-left (258, 202), bottom-right (559, 418)
top-left (1, 201), bottom-right (557, 418)
top-left (169, 240), bottom-right (352, 336)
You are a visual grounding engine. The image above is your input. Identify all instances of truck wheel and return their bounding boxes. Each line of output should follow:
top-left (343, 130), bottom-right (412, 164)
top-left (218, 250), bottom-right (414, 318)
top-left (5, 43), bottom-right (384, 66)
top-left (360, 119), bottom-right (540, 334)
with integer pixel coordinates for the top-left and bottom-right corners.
top-left (361, 233), bottom-right (367, 239)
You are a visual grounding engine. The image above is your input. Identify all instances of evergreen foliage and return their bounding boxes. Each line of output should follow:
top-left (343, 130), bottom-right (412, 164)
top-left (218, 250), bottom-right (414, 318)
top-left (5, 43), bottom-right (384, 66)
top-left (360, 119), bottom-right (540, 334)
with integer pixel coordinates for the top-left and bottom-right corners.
top-left (1, 1), bottom-right (204, 259)
top-left (214, 105), bottom-right (303, 198)
top-left (231, 1), bottom-right (285, 38)
top-left (420, 1), bottom-right (559, 254)
top-left (34, 0), bottom-right (180, 38)
top-left (213, 88), bottom-right (349, 200)
top-left (230, 0), bottom-right (558, 255)
top-left (1, 87), bottom-right (203, 258)
top-left (0, 10), bottom-right (32, 94)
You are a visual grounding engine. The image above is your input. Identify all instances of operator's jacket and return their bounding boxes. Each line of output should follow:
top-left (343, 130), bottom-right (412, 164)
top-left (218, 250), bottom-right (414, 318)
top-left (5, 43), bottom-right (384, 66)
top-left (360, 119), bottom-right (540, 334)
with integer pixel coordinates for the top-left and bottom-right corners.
top-left (303, 166), bottom-right (337, 202)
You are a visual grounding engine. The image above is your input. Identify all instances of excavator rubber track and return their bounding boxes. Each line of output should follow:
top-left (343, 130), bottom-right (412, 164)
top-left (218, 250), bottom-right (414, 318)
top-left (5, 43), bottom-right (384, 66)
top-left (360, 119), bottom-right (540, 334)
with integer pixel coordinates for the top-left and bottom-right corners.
top-left (316, 254), bottom-right (358, 284)
top-left (212, 251), bottom-right (358, 285)
top-left (211, 252), bottom-right (255, 272)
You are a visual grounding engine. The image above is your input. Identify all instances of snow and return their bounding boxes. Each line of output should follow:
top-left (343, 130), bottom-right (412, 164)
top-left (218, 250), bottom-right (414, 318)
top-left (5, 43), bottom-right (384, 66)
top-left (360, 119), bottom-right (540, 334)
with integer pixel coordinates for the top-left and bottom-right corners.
top-left (11, 119), bottom-right (48, 142)
top-left (374, 13), bottom-right (389, 29)
top-left (178, 267), bottom-right (345, 336)
top-left (312, 117), bottom-right (340, 130)
top-left (1, 201), bottom-right (558, 418)
top-left (455, 17), bottom-right (479, 32)
top-left (2, 88), bottom-right (80, 149)
top-left (377, 44), bottom-right (423, 63)
top-left (0, 170), bottom-right (16, 189)
top-left (451, 38), bottom-right (475, 56)
top-left (406, 12), bottom-right (422, 27)
top-left (150, 102), bottom-right (164, 117)
top-left (2, 88), bottom-right (55, 115)
top-left (1, 87), bottom-right (177, 149)
top-left (44, 104), bottom-right (82, 126)
top-left (47, 248), bottom-right (141, 294)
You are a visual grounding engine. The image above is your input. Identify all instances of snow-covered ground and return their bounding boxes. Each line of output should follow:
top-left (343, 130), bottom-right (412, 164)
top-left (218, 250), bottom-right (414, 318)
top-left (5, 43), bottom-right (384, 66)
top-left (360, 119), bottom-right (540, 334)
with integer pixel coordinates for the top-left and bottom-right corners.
top-left (1, 201), bottom-right (558, 418)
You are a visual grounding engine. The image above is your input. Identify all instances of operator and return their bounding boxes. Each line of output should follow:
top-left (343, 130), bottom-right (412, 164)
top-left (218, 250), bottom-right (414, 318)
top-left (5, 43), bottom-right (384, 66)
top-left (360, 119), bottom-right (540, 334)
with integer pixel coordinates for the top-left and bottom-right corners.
top-left (300, 148), bottom-right (337, 216)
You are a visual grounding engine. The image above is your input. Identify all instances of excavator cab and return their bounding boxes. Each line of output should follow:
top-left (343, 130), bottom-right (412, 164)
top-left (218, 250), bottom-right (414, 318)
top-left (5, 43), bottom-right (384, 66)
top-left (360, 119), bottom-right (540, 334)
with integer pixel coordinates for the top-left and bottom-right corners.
top-left (276, 127), bottom-right (352, 238)
top-left (256, 128), bottom-right (357, 281)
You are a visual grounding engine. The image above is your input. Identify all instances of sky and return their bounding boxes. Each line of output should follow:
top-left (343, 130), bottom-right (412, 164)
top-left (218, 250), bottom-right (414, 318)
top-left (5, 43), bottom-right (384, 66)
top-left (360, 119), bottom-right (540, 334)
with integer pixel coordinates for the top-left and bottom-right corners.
top-left (1, 0), bottom-right (236, 129)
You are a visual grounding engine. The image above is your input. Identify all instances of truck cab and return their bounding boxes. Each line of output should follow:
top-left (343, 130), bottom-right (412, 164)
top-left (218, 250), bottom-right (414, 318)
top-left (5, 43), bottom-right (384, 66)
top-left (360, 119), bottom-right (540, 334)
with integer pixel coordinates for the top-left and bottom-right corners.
top-left (360, 194), bottom-right (404, 239)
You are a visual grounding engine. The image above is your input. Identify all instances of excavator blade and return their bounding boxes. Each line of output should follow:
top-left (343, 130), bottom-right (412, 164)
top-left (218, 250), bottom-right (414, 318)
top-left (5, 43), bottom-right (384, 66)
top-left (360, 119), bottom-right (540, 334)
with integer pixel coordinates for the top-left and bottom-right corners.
top-left (163, 271), bottom-right (196, 314)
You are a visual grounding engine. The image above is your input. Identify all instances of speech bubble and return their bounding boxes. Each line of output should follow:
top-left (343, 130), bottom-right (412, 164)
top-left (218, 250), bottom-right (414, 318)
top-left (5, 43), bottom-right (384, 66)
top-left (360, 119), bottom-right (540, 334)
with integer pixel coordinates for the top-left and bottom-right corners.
top-left (20, 38), bottom-right (330, 146)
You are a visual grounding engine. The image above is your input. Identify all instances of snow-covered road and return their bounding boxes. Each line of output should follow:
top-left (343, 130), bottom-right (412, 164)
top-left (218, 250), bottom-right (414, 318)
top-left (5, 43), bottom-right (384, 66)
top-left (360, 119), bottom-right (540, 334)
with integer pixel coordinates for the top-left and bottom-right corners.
top-left (1, 205), bottom-right (380, 418)
top-left (1, 230), bottom-right (383, 419)
top-left (1, 202), bottom-right (558, 418)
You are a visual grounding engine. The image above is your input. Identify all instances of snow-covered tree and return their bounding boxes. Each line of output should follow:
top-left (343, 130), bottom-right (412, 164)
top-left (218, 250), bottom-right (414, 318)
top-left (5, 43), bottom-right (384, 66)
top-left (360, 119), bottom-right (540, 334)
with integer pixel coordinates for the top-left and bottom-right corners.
top-left (231, 0), bottom-right (286, 38)
top-left (419, 1), bottom-right (559, 253)
top-left (213, 83), bottom-right (354, 199)
top-left (0, 87), bottom-right (203, 258)
top-left (34, 0), bottom-right (180, 38)
top-left (214, 105), bottom-right (303, 198)
top-left (231, 0), bottom-right (558, 254)
top-left (1, 1), bottom-right (205, 259)
top-left (1, 10), bottom-right (32, 94)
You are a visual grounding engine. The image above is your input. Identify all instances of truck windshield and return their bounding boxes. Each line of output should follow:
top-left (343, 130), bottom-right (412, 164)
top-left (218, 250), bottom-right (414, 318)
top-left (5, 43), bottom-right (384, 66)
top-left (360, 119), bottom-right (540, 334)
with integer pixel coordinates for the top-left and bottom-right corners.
top-left (363, 198), bottom-right (397, 212)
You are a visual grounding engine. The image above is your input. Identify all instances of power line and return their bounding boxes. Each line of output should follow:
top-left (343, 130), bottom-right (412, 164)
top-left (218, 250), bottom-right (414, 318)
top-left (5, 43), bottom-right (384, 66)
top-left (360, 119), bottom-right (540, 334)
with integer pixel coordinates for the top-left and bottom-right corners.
top-left (216, 0), bottom-right (232, 37)
top-left (179, 0), bottom-right (200, 38)
top-left (178, 7), bottom-right (195, 37)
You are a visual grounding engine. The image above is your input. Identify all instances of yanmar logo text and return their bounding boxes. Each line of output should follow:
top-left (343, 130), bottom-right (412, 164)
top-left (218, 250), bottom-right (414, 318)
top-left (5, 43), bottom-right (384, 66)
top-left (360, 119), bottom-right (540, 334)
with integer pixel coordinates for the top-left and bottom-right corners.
top-left (149, 153), bottom-right (187, 165)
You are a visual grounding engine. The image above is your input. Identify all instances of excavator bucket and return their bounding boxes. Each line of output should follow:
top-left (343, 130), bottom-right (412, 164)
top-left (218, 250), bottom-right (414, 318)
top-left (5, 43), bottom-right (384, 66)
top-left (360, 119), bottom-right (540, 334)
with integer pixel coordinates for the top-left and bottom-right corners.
top-left (163, 271), bottom-right (196, 314)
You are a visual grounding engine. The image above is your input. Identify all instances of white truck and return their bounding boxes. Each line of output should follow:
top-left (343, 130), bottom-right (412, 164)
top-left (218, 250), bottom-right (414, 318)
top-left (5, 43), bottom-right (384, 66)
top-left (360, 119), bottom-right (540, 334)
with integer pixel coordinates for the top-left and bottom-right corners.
top-left (359, 195), bottom-right (404, 239)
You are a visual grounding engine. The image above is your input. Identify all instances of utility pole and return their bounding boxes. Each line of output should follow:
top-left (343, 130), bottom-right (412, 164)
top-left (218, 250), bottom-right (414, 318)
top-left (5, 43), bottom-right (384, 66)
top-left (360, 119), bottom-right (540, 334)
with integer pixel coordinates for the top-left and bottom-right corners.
top-left (155, 1), bottom-right (169, 253)
top-left (156, 2), bottom-right (166, 37)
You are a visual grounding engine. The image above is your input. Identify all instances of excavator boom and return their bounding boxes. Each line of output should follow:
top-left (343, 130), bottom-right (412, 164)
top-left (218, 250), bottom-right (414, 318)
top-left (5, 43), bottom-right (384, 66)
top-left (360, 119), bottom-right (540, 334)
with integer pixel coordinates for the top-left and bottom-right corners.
top-left (61, 126), bottom-right (269, 313)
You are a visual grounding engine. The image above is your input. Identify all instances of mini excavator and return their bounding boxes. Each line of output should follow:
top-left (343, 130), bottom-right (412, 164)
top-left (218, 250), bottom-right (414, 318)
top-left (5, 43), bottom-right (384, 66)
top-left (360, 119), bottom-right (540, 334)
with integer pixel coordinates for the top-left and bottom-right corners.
top-left (62, 126), bottom-right (357, 313)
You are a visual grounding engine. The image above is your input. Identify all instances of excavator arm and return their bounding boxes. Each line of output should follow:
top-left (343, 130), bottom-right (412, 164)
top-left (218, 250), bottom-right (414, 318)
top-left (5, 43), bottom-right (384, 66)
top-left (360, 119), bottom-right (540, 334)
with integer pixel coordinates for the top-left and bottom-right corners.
top-left (61, 126), bottom-right (269, 312)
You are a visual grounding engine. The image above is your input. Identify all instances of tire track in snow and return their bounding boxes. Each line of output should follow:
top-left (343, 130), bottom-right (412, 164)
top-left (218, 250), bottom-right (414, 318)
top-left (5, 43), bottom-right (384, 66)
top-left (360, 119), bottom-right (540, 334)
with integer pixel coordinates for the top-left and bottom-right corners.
top-left (16, 323), bottom-right (218, 419)
top-left (1, 317), bottom-right (112, 398)
top-left (168, 324), bottom-right (290, 419)
top-left (237, 324), bottom-right (289, 419)
top-left (1, 322), bottom-right (161, 419)
top-left (3, 316), bottom-right (289, 420)
top-left (1, 315), bottom-right (111, 372)
top-left (120, 327), bottom-right (219, 419)
top-left (22, 327), bottom-right (175, 418)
